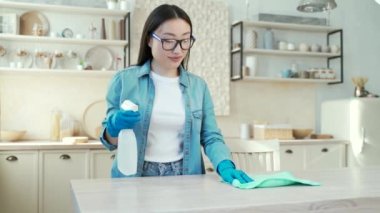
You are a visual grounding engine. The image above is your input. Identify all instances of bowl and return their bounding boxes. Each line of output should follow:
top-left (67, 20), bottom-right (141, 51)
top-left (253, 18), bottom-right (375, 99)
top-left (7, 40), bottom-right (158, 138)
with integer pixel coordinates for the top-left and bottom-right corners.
top-left (292, 129), bottom-right (313, 139)
top-left (0, 130), bottom-right (27, 142)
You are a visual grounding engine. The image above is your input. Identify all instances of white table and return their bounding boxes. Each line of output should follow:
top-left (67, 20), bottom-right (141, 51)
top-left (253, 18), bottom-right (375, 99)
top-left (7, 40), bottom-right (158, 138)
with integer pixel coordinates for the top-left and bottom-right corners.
top-left (71, 167), bottom-right (380, 212)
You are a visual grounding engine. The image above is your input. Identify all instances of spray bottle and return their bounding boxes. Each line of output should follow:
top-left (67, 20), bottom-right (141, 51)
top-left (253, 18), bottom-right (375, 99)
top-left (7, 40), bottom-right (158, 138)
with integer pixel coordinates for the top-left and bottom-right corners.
top-left (117, 100), bottom-right (138, 176)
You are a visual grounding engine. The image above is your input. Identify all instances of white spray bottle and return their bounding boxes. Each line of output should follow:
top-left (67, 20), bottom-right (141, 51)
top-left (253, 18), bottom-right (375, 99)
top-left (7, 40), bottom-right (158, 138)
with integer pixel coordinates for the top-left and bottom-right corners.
top-left (117, 100), bottom-right (138, 176)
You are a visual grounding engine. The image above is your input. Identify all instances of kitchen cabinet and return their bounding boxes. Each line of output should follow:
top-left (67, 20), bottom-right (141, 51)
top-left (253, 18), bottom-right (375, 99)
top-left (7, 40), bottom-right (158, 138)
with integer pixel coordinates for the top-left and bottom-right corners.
top-left (280, 142), bottom-right (347, 170)
top-left (0, 151), bottom-right (39, 213)
top-left (0, 1), bottom-right (130, 76)
top-left (89, 149), bottom-right (115, 178)
top-left (39, 150), bottom-right (89, 213)
top-left (230, 21), bottom-right (343, 84)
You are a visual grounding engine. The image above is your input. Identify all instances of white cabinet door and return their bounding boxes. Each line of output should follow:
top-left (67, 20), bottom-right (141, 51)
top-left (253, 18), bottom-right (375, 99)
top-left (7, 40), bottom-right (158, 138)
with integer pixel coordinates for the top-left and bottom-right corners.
top-left (280, 145), bottom-right (305, 170)
top-left (305, 144), bottom-right (346, 170)
top-left (89, 149), bottom-right (114, 179)
top-left (39, 150), bottom-right (89, 213)
top-left (280, 143), bottom-right (347, 171)
top-left (0, 151), bottom-right (38, 213)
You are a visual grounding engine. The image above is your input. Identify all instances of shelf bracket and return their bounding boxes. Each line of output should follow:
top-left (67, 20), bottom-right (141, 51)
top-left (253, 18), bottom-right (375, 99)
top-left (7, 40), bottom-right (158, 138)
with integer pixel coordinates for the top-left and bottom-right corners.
top-left (327, 29), bottom-right (343, 85)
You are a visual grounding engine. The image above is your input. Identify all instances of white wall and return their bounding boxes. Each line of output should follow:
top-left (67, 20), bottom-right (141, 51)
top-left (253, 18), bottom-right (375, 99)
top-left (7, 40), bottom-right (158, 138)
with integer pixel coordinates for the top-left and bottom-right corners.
top-left (2, 0), bottom-right (380, 139)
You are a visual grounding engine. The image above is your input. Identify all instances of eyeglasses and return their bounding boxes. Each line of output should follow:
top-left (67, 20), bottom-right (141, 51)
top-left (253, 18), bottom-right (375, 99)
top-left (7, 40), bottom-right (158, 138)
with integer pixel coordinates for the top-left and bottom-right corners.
top-left (151, 32), bottom-right (196, 51)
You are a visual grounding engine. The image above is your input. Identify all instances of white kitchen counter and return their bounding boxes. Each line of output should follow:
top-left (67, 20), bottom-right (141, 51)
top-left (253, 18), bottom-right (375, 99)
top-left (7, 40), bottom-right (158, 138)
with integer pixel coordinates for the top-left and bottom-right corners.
top-left (226, 137), bottom-right (349, 145)
top-left (0, 140), bottom-right (104, 150)
top-left (0, 138), bottom-right (348, 151)
top-left (71, 167), bottom-right (380, 212)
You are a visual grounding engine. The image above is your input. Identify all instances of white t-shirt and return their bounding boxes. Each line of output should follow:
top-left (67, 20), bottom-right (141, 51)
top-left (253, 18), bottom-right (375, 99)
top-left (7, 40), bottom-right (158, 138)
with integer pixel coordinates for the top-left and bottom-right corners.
top-left (144, 71), bottom-right (185, 162)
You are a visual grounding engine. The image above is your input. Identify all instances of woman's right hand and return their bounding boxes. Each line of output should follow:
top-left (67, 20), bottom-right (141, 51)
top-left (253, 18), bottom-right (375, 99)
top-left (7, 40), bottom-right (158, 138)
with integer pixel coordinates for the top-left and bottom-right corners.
top-left (106, 110), bottom-right (141, 137)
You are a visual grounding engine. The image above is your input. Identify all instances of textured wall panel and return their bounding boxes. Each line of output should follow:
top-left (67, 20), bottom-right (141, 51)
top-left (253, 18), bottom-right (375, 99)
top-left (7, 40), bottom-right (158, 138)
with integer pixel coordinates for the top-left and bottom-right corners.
top-left (132, 0), bottom-right (230, 115)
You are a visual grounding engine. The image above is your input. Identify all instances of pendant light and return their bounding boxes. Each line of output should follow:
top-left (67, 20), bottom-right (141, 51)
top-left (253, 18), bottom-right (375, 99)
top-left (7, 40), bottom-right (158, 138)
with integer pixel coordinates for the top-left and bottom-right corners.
top-left (297, 0), bottom-right (337, 13)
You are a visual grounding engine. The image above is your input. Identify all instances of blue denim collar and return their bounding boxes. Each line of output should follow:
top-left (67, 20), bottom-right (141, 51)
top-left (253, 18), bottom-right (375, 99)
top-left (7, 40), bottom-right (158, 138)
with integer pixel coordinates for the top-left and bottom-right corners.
top-left (137, 60), bottom-right (189, 88)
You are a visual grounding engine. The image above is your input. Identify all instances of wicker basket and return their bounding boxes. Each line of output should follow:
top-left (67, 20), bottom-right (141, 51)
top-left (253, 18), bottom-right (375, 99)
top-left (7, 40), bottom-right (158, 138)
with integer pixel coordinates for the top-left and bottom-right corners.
top-left (253, 124), bottom-right (293, 140)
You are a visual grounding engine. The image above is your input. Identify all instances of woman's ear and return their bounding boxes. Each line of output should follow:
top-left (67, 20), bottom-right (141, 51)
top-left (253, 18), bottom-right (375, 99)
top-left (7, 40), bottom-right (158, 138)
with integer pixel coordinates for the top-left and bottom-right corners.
top-left (148, 37), bottom-right (152, 48)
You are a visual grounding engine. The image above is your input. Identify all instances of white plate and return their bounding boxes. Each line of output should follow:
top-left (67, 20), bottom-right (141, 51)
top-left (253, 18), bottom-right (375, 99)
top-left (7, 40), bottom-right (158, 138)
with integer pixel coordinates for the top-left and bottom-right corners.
top-left (9, 50), bottom-right (33, 68)
top-left (82, 100), bottom-right (107, 139)
top-left (34, 53), bottom-right (56, 69)
top-left (62, 51), bottom-right (80, 69)
top-left (84, 46), bottom-right (113, 70)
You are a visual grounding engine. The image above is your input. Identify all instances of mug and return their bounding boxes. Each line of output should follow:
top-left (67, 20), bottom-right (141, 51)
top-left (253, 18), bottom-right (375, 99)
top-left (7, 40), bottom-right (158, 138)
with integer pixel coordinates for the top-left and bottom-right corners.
top-left (330, 45), bottom-right (340, 54)
top-left (278, 41), bottom-right (287, 50)
top-left (311, 44), bottom-right (320, 52)
top-left (281, 69), bottom-right (292, 78)
top-left (299, 43), bottom-right (309, 52)
top-left (287, 42), bottom-right (296, 51)
top-left (321, 45), bottom-right (330, 53)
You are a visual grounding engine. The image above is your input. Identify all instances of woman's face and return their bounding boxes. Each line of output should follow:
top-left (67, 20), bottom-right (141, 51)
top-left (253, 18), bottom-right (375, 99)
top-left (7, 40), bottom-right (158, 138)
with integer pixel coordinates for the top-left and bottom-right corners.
top-left (149, 18), bottom-right (191, 72)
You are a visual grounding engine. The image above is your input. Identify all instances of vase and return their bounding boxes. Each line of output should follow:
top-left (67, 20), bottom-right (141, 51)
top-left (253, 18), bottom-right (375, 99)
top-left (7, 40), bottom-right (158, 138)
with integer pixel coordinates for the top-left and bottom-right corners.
top-left (263, 28), bottom-right (274, 49)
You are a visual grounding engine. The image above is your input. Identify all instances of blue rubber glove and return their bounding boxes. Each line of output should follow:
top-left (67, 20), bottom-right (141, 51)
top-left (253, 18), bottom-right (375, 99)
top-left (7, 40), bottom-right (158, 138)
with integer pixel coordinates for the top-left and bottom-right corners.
top-left (106, 110), bottom-right (141, 137)
top-left (217, 160), bottom-right (254, 184)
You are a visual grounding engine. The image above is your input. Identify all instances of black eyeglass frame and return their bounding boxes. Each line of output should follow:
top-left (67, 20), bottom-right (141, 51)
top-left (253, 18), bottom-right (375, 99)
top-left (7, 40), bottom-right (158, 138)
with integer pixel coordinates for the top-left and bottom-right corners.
top-left (151, 32), bottom-right (196, 51)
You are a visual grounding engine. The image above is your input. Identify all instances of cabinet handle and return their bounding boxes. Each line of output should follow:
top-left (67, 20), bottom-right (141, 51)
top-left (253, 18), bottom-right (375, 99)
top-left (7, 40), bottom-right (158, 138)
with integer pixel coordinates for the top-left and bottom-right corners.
top-left (285, 149), bottom-right (293, 154)
top-left (110, 154), bottom-right (115, 159)
top-left (59, 154), bottom-right (71, 160)
top-left (6, 155), bottom-right (18, 161)
top-left (321, 148), bottom-right (329, 153)
top-left (206, 167), bottom-right (214, 172)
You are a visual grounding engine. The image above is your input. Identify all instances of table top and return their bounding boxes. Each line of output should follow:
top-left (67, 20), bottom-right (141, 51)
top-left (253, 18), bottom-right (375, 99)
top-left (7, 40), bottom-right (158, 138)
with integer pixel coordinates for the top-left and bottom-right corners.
top-left (71, 167), bottom-right (380, 212)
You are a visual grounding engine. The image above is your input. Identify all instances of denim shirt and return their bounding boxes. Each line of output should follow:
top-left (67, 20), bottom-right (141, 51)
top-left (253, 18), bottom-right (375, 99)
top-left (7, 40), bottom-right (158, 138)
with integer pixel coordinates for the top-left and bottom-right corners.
top-left (100, 60), bottom-right (232, 178)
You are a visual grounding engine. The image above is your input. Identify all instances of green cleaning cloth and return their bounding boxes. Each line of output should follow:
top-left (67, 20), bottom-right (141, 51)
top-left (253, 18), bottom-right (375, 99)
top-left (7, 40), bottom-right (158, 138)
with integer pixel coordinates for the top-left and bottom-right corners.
top-left (230, 171), bottom-right (320, 189)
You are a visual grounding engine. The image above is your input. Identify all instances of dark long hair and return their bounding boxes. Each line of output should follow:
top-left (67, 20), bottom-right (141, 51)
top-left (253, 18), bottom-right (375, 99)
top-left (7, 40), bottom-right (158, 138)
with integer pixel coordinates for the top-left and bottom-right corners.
top-left (137, 4), bottom-right (193, 69)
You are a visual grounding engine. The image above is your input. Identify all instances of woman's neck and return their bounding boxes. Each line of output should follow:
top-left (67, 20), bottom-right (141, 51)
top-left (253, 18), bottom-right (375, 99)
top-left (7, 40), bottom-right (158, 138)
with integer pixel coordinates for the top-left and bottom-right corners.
top-left (151, 60), bottom-right (179, 77)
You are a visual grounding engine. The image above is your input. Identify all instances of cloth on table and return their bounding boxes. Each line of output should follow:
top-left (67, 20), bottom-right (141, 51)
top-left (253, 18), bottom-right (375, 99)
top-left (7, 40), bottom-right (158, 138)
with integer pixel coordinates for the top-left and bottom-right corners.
top-left (229, 171), bottom-right (320, 189)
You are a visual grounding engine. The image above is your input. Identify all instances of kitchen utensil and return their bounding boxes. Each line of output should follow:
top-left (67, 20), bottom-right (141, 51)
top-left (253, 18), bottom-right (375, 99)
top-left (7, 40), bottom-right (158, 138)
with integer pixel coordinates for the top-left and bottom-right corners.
top-left (292, 129), bottom-right (313, 139)
top-left (20, 11), bottom-right (50, 36)
top-left (0, 130), bottom-right (26, 142)
top-left (82, 100), bottom-right (107, 139)
top-left (84, 46), bottom-right (113, 70)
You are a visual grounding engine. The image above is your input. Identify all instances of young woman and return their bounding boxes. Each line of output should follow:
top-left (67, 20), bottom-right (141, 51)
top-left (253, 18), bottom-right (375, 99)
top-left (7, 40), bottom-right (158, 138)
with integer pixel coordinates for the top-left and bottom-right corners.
top-left (100, 4), bottom-right (253, 185)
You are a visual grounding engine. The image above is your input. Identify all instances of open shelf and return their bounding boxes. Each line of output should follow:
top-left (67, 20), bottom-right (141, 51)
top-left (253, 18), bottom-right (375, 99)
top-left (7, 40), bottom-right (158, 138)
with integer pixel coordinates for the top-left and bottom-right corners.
top-left (0, 67), bottom-right (117, 77)
top-left (0, 34), bottom-right (128, 46)
top-left (0, 1), bottom-right (127, 16)
top-left (241, 76), bottom-right (339, 84)
top-left (232, 47), bottom-right (340, 57)
top-left (238, 20), bottom-right (340, 33)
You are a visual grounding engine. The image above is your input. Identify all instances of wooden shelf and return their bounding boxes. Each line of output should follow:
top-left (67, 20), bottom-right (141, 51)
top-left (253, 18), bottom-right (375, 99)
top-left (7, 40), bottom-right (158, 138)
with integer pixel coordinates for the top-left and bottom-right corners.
top-left (0, 1), bottom-right (128, 16)
top-left (0, 67), bottom-right (118, 77)
top-left (244, 48), bottom-right (340, 57)
top-left (237, 20), bottom-right (340, 32)
top-left (0, 34), bottom-right (128, 46)
top-left (241, 76), bottom-right (339, 84)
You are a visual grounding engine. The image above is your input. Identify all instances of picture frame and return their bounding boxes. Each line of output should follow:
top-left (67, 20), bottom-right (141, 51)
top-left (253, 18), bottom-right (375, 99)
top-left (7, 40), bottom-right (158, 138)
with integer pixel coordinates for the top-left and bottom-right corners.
top-left (0, 13), bottom-right (19, 34)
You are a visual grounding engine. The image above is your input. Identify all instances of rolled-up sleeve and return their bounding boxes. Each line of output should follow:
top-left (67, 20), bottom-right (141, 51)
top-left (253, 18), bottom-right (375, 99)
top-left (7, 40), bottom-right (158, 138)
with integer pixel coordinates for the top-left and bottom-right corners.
top-left (100, 73), bottom-right (122, 151)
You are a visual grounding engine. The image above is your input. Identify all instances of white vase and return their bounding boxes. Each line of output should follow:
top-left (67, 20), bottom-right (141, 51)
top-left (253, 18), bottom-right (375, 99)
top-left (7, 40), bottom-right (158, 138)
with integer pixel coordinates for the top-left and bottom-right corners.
top-left (244, 29), bottom-right (258, 49)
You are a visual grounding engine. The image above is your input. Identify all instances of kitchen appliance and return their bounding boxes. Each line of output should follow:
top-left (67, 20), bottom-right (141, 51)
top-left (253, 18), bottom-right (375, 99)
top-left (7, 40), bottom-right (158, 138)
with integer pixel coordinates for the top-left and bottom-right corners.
top-left (321, 98), bottom-right (380, 167)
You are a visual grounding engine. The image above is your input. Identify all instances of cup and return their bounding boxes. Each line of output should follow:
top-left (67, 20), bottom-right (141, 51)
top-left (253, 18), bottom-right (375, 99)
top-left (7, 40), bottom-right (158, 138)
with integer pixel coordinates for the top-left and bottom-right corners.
top-left (321, 45), bottom-right (330, 53)
top-left (330, 45), bottom-right (340, 54)
top-left (50, 32), bottom-right (57, 38)
top-left (120, 0), bottom-right (128, 10)
top-left (17, 61), bottom-right (23, 68)
top-left (9, 62), bottom-right (16, 68)
top-left (311, 44), bottom-right (320, 52)
top-left (75, 34), bottom-right (83, 39)
top-left (287, 42), bottom-right (296, 51)
top-left (299, 43), bottom-right (309, 52)
top-left (278, 41), bottom-right (287, 50)
top-left (240, 123), bottom-right (251, 139)
top-left (281, 69), bottom-right (292, 78)
top-left (106, 0), bottom-right (117, 10)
